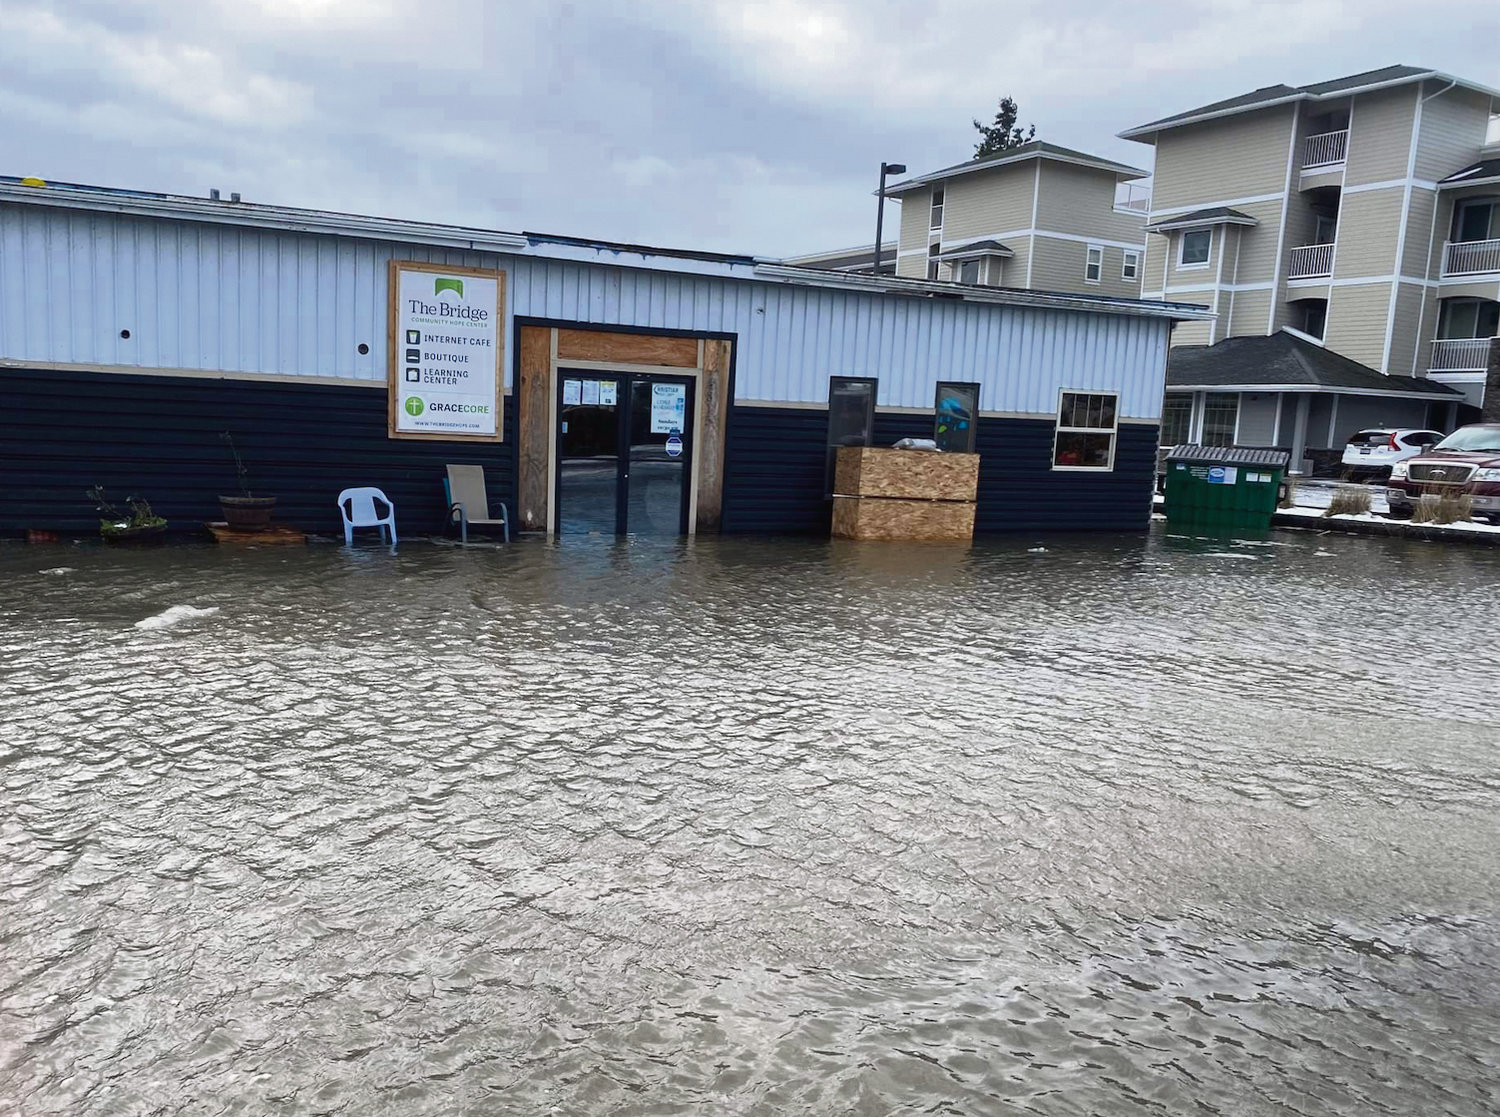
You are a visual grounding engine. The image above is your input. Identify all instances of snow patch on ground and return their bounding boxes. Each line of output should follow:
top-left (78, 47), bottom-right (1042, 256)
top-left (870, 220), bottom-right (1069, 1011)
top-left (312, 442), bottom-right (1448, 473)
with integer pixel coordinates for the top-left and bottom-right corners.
top-left (1203, 552), bottom-right (1257, 560)
top-left (1276, 505), bottom-right (1500, 535)
top-left (135, 605), bottom-right (220, 631)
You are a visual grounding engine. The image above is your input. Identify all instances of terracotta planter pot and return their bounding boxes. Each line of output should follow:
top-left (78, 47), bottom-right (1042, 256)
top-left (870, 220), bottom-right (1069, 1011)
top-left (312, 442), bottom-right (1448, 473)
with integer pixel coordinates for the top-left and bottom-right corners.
top-left (219, 495), bottom-right (278, 530)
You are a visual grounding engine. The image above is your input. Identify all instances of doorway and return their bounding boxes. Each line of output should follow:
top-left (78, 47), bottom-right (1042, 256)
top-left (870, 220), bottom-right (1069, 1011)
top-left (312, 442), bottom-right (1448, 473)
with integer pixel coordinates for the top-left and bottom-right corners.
top-left (556, 371), bottom-right (694, 536)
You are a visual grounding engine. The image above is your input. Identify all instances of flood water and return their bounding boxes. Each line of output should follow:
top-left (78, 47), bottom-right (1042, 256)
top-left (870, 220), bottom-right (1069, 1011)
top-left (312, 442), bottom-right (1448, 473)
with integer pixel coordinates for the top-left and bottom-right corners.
top-left (3, 529), bottom-right (1499, 1116)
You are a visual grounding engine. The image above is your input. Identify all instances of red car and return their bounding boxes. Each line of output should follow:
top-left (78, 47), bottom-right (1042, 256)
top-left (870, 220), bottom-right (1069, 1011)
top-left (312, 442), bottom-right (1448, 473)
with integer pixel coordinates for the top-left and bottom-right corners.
top-left (1386, 423), bottom-right (1500, 521)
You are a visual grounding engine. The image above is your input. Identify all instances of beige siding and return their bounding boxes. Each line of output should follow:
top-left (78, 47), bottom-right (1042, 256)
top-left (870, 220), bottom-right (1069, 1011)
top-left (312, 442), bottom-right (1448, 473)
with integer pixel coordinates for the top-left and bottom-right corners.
top-left (1322, 282), bottom-right (1393, 367)
top-left (1142, 236), bottom-right (1171, 296)
top-left (897, 195), bottom-right (929, 260)
top-left (1165, 292), bottom-right (1214, 347)
top-left (1035, 161), bottom-right (1147, 245)
top-left (1332, 189), bottom-right (1404, 278)
top-left (1164, 225), bottom-right (1222, 286)
top-left (1150, 106), bottom-right (1295, 212)
top-left (1386, 282), bottom-right (1426, 377)
top-left (939, 163), bottom-right (1035, 243)
top-left (1403, 187), bottom-right (1438, 278)
top-left (1231, 199), bottom-right (1290, 286)
top-left (1413, 287), bottom-right (1441, 375)
top-left (1414, 85), bottom-right (1491, 182)
top-left (1227, 288), bottom-right (1272, 337)
top-left (1428, 192), bottom-right (1457, 276)
top-left (1345, 87), bottom-right (1417, 186)
top-left (1028, 235), bottom-right (1141, 299)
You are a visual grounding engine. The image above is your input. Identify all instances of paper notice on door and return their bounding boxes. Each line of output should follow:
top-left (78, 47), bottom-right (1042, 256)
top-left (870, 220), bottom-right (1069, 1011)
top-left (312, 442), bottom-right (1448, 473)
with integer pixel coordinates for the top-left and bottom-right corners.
top-left (598, 381), bottom-right (617, 406)
top-left (562, 379), bottom-right (582, 405)
top-left (581, 379), bottom-right (600, 405)
top-left (651, 383), bottom-right (687, 434)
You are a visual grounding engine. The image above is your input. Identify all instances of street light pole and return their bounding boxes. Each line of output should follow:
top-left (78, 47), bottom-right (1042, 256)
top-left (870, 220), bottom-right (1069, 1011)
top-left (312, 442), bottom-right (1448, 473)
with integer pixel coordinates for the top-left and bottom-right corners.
top-left (874, 161), bottom-right (905, 275)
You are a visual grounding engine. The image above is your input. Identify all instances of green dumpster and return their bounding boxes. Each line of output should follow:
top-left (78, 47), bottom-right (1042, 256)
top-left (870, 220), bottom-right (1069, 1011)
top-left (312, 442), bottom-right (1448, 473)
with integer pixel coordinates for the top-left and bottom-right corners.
top-left (1163, 445), bottom-right (1290, 532)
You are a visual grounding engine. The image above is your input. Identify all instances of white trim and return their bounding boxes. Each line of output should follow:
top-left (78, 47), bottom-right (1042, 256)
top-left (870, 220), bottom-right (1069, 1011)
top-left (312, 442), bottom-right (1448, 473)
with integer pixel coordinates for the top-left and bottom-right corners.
top-left (1281, 324), bottom-right (1326, 347)
top-left (1411, 169), bottom-right (1445, 374)
top-left (1035, 229), bottom-right (1147, 252)
top-left (1189, 390), bottom-right (1206, 443)
top-left (0, 357), bottom-right (385, 389)
top-left (1343, 177), bottom-right (1438, 195)
top-left (1272, 392), bottom-right (1285, 444)
top-left (732, 400), bottom-right (1165, 423)
top-left (1051, 388), bottom-right (1120, 471)
top-left (1425, 370), bottom-right (1488, 384)
top-left (1177, 227), bottom-right (1213, 269)
top-left (929, 185), bottom-right (945, 233)
top-left (1211, 229), bottom-right (1228, 341)
top-left (1143, 279), bottom-right (1275, 297)
top-left (1327, 394), bottom-right (1340, 446)
top-left (1122, 249), bottom-right (1141, 281)
top-left (1085, 243), bottom-right (1104, 285)
top-left (1327, 96), bottom-right (1353, 282)
top-left (886, 148), bottom-right (1149, 197)
top-left (1381, 85), bottom-right (1425, 373)
top-left (1026, 161), bottom-right (1041, 287)
top-left (1267, 102), bottom-right (1302, 333)
top-left (1147, 191), bottom-right (1286, 219)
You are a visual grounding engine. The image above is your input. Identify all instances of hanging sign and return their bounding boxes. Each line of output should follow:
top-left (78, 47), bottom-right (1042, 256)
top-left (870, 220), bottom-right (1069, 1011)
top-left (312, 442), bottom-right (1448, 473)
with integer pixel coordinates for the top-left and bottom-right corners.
top-left (650, 383), bottom-right (687, 434)
top-left (389, 261), bottom-right (505, 441)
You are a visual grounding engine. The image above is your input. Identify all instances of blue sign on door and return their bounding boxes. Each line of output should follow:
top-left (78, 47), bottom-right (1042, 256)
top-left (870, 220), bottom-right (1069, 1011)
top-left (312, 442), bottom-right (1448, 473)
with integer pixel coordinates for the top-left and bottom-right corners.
top-left (665, 433), bottom-right (683, 458)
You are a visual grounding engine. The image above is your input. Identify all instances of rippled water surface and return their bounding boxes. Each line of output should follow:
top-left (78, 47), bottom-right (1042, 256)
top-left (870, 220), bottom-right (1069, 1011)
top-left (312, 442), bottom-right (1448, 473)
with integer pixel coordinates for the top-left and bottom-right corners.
top-left (3, 530), bottom-right (1500, 1115)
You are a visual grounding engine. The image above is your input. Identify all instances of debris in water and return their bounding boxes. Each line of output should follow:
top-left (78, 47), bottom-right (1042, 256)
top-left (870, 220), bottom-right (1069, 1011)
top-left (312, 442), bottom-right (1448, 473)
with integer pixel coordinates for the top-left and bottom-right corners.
top-left (135, 605), bottom-right (220, 630)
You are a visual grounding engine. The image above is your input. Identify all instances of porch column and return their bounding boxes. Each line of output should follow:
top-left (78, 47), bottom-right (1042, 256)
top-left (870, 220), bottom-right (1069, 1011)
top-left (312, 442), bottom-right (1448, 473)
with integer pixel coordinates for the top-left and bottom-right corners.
top-left (1289, 393), bottom-right (1311, 475)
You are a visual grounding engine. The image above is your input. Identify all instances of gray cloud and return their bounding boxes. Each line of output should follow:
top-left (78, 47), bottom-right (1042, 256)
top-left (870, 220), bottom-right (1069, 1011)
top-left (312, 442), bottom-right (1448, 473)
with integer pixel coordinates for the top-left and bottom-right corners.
top-left (1, 0), bottom-right (1496, 256)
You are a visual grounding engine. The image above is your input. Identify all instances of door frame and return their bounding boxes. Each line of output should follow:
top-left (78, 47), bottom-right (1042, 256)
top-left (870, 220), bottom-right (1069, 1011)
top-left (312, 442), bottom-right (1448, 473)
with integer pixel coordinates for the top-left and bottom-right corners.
top-left (515, 321), bottom-right (735, 536)
top-left (554, 369), bottom-right (696, 536)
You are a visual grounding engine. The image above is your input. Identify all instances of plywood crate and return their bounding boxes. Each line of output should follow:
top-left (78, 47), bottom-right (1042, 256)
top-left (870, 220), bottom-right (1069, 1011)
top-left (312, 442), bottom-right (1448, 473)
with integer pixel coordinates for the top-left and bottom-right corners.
top-left (834, 447), bottom-right (979, 501)
top-left (832, 496), bottom-right (975, 543)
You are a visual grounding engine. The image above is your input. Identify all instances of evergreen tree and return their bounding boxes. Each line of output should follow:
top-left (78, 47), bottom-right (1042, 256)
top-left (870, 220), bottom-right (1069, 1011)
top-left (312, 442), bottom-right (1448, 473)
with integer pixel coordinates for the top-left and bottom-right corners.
top-left (972, 96), bottom-right (1036, 158)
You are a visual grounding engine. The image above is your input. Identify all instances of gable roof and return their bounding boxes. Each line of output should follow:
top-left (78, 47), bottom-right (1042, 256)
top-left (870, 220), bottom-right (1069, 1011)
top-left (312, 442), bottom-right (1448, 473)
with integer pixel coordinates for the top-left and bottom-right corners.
top-left (1122, 65), bottom-right (1500, 142)
top-left (1166, 331), bottom-right (1462, 398)
top-left (884, 140), bottom-right (1148, 198)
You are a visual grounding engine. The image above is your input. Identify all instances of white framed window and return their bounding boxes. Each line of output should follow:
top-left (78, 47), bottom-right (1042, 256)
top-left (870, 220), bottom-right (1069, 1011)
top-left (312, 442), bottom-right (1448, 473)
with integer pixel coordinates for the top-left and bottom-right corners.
top-left (1122, 250), bottom-right (1140, 280)
top-left (1085, 245), bottom-right (1103, 284)
top-left (958, 259), bottom-right (980, 283)
top-left (1053, 390), bottom-right (1118, 471)
top-left (1178, 228), bottom-right (1211, 268)
top-left (929, 187), bottom-right (944, 230)
top-left (927, 242), bottom-right (941, 280)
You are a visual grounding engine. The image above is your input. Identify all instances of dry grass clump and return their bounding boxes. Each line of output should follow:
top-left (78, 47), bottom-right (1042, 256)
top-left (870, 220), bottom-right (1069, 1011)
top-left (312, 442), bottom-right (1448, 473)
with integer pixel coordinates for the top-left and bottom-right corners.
top-left (1410, 489), bottom-right (1473, 525)
top-left (1324, 485), bottom-right (1372, 517)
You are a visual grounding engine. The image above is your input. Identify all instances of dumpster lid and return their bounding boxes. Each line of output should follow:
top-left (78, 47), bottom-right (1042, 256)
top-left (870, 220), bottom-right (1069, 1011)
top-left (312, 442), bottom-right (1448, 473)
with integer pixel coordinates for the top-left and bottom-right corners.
top-left (1164, 444), bottom-right (1291, 468)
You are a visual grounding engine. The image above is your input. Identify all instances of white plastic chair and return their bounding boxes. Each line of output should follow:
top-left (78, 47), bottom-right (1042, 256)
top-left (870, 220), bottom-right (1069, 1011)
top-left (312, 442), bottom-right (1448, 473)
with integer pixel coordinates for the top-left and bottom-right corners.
top-left (336, 487), bottom-right (397, 546)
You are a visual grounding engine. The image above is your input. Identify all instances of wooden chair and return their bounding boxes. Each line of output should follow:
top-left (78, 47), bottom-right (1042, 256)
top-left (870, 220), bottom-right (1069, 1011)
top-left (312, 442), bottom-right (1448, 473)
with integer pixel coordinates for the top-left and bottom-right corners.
top-left (445, 465), bottom-right (509, 544)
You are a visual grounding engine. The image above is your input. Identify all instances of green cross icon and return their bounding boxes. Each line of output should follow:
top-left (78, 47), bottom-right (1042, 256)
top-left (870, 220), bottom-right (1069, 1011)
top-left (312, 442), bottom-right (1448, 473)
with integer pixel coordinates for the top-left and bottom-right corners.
top-left (404, 396), bottom-right (425, 416)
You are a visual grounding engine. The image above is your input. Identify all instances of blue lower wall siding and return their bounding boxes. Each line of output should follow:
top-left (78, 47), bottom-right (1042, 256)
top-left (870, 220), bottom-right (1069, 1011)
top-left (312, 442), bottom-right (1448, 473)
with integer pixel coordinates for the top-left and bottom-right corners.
top-left (0, 368), bottom-right (516, 535)
top-left (721, 404), bottom-right (1158, 535)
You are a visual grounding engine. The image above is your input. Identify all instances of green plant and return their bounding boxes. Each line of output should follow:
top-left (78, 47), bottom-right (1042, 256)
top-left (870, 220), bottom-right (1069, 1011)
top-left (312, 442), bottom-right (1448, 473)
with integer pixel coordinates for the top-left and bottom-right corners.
top-left (88, 486), bottom-right (167, 537)
top-left (219, 430), bottom-right (253, 497)
top-left (1324, 485), bottom-right (1372, 517)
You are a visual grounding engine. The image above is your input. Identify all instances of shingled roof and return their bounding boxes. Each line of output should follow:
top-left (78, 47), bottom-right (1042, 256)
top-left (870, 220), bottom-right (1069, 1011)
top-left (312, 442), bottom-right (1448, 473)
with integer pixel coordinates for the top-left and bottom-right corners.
top-left (1167, 331), bottom-right (1463, 398)
top-left (884, 141), bottom-right (1148, 197)
top-left (1122, 66), bottom-right (1500, 141)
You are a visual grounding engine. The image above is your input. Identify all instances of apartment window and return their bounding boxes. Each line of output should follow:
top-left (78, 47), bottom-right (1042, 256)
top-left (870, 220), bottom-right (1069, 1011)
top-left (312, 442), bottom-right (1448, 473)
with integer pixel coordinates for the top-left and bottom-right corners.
top-left (930, 187), bottom-right (944, 230)
top-left (1436, 298), bottom-right (1500, 340)
top-left (1454, 198), bottom-right (1497, 243)
top-left (1200, 392), bottom-right (1239, 448)
top-left (1053, 390), bottom-right (1118, 470)
top-left (1161, 393), bottom-right (1193, 448)
top-left (1179, 228), bottom-right (1211, 268)
top-left (1085, 245), bottom-right (1103, 284)
top-left (927, 242), bottom-right (941, 280)
top-left (1313, 212), bottom-right (1338, 245)
top-left (957, 259), bottom-right (980, 283)
top-left (1122, 250), bottom-right (1140, 281)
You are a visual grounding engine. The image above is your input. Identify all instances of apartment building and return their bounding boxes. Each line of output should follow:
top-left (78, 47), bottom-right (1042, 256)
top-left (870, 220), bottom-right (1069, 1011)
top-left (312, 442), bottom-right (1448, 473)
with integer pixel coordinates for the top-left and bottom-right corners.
top-left (1123, 65), bottom-right (1500, 468)
top-left (783, 243), bottom-right (896, 275)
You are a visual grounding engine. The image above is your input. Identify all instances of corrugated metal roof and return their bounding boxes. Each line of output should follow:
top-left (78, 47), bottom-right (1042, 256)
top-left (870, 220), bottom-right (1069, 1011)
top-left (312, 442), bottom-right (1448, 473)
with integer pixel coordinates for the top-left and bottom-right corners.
top-left (1164, 445), bottom-right (1291, 468)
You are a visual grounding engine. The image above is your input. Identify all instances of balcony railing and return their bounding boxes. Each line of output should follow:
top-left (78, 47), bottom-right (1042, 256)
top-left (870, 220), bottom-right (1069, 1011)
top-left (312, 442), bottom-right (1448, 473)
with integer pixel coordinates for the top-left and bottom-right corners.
top-left (1302, 129), bottom-right (1349, 169)
top-left (1114, 182), bottom-right (1151, 213)
top-left (1442, 238), bottom-right (1500, 277)
top-left (1288, 243), bottom-right (1334, 279)
top-left (1429, 337), bottom-right (1496, 372)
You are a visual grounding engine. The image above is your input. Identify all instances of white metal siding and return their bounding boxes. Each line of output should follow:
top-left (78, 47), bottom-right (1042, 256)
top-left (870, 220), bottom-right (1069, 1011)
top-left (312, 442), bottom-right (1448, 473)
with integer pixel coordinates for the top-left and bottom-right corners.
top-left (0, 205), bottom-right (1173, 419)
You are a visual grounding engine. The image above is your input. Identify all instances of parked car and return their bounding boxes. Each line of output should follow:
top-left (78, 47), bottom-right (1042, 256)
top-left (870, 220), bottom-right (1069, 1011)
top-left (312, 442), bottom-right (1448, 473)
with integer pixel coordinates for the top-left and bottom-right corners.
top-left (1340, 428), bottom-right (1445, 479)
top-left (1386, 423), bottom-right (1500, 520)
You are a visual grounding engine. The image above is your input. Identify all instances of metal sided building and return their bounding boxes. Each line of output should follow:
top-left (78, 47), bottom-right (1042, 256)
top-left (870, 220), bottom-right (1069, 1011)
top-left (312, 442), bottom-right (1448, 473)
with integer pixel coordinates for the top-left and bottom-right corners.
top-left (0, 178), bottom-right (1212, 539)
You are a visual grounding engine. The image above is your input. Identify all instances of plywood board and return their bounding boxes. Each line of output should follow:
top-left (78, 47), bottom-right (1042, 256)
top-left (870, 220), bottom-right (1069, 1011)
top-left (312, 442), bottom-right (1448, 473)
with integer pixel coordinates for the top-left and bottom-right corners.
top-left (555, 329), bottom-right (699, 368)
top-left (206, 522), bottom-right (307, 545)
top-left (831, 496), bottom-right (975, 543)
top-left (695, 338), bottom-right (732, 531)
top-left (517, 326), bottom-right (553, 532)
top-left (834, 447), bottom-right (979, 501)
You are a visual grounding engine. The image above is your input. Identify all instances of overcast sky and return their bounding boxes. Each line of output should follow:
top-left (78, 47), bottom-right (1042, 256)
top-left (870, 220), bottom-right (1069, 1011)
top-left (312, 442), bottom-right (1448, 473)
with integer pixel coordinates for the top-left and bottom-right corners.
top-left (2, 0), bottom-right (1496, 258)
